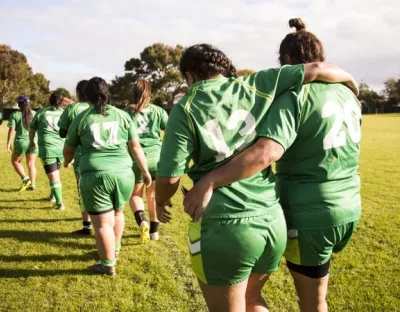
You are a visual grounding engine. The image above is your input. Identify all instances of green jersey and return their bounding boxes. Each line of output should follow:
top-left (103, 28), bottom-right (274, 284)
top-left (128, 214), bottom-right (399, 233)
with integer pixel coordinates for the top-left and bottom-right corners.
top-left (58, 102), bottom-right (91, 131)
top-left (30, 107), bottom-right (65, 158)
top-left (7, 110), bottom-right (36, 143)
top-left (158, 64), bottom-right (305, 219)
top-left (65, 105), bottom-right (138, 175)
top-left (125, 104), bottom-right (168, 152)
top-left (260, 82), bottom-right (362, 229)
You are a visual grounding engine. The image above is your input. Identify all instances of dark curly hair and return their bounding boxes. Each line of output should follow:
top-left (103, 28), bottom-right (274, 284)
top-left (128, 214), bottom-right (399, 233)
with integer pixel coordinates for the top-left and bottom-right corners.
top-left (49, 91), bottom-right (64, 108)
top-left (180, 44), bottom-right (237, 80)
top-left (279, 18), bottom-right (325, 65)
top-left (85, 77), bottom-right (110, 115)
top-left (76, 80), bottom-right (88, 102)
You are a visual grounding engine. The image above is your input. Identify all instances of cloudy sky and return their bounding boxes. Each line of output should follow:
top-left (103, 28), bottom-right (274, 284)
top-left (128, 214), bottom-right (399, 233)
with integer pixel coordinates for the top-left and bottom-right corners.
top-left (0, 0), bottom-right (399, 94)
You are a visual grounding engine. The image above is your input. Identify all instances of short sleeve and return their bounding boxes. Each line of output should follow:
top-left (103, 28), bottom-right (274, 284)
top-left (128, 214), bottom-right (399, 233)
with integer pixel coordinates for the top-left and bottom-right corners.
top-left (127, 118), bottom-right (139, 141)
top-left (65, 115), bottom-right (81, 147)
top-left (157, 105), bottom-right (194, 177)
top-left (7, 113), bottom-right (16, 128)
top-left (30, 110), bottom-right (40, 130)
top-left (58, 105), bottom-right (72, 131)
top-left (160, 108), bottom-right (169, 130)
top-left (259, 91), bottom-right (301, 151)
top-left (253, 64), bottom-right (305, 100)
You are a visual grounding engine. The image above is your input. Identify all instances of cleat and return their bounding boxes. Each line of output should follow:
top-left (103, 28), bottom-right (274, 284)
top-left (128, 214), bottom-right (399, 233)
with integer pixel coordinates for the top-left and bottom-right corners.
top-left (72, 228), bottom-right (91, 236)
top-left (19, 179), bottom-right (32, 192)
top-left (150, 232), bottom-right (160, 241)
top-left (48, 195), bottom-right (56, 203)
top-left (92, 263), bottom-right (116, 276)
top-left (27, 186), bottom-right (35, 191)
top-left (139, 221), bottom-right (150, 244)
top-left (55, 203), bottom-right (65, 210)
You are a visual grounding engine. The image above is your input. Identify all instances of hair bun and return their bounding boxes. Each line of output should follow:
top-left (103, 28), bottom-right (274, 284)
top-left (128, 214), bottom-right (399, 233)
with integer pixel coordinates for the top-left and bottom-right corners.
top-left (289, 18), bottom-right (306, 32)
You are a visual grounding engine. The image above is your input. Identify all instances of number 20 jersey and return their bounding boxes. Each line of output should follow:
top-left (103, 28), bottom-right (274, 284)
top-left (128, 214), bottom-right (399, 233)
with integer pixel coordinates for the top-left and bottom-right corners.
top-left (158, 64), bottom-right (305, 219)
top-left (261, 82), bottom-right (362, 229)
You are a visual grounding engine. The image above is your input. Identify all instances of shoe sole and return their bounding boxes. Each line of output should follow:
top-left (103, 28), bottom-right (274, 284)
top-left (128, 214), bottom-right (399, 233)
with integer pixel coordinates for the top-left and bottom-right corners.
top-left (19, 181), bottom-right (32, 192)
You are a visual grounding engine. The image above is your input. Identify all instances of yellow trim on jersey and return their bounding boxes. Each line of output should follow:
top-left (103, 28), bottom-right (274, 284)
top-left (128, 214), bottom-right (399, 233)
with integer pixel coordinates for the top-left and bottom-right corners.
top-left (184, 86), bottom-right (199, 135)
top-left (299, 84), bottom-right (311, 123)
top-left (234, 79), bottom-right (274, 101)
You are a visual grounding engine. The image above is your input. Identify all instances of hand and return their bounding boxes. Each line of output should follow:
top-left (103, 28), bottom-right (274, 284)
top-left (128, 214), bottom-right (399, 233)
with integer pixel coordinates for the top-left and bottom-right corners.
top-left (183, 179), bottom-right (214, 221)
top-left (156, 203), bottom-right (172, 223)
top-left (7, 145), bottom-right (12, 153)
top-left (64, 160), bottom-right (72, 168)
top-left (29, 142), bottom-right (36, 151)
top-left (142, 171), bottom-right (152, 188)
top-left (166, 199), bottom-right (173, 207)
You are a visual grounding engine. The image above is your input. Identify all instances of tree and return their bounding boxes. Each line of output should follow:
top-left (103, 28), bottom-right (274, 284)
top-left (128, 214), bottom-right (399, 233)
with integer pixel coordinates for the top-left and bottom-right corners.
top-left (237, 69), bottom-right (255, 77)
top-left (383, 77), bottom-right (400, 103)
top-left (358, 81), bottom-right (379, 105)
top-left (0, 44), bottom-right (50, 109)
top-left (54, 87), bottom-right (71, 99)
top-left (111, 43), bottom-right (185, 112)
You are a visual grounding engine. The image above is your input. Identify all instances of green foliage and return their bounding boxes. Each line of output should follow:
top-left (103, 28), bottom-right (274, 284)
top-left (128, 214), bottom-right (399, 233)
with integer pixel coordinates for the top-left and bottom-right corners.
top-left (0, 115), bottom-right (400, 311)
top-left (0, 44), bottom-right (49, 109)
top-left (237, 69), bottom-right (255, 77)
top-left (53, 87), bottom-right (72, 99)
top-left (383, 77), bottom-right (400, 103)
top-left (111, 43), bottom-right (185, 112)
top-left (358, 81), bottom-right (380, 106)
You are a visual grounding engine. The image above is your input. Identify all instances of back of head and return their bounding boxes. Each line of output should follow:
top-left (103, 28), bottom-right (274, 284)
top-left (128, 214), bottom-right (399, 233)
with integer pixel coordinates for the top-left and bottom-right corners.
top-left (180, 44), bottom-right (237, 80)
top-left (85, 77), bottom-right (110, 115)
top-left (17, 95), bottom-right (32, 130)
top-left (279, 18), bottom-right (325, 65)
top-left (49, 91), bottom-right (64, 109)
top-left (131, 79), bottom-right (151, 114)
top-left (76, 80), bottom-right (88, 102)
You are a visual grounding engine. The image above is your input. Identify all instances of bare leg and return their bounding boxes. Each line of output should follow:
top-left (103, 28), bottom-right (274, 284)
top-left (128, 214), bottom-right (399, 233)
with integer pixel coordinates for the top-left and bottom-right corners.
top-left (245, 273), bottom-right (270, 312)
top-left (114, 210), bottom-right (125, 245)
top-left (26, 154), bottom-right (37, 185)
top-left (90, 210), bottom-right (116, 261)
top-left (129, 183), bottom-right (145, 213)
top-left (146, 182), bottom-right (158, 222)
top-left (290, 269), bottom-right (329, 312)
top-left (11, 153), bottom-right (26, 178)
top-left (198, 278), bottom-right (248, 312)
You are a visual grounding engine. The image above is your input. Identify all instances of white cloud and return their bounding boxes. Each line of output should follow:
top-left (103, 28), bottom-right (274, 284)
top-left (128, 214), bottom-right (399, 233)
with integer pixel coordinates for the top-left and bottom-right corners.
top-left (0, 0), bottom-right (399, 93)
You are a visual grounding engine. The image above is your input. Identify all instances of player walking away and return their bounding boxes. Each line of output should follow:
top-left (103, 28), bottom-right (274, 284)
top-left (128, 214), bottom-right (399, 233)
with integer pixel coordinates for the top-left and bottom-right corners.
top-left (183, 19), bottom-right (361, 312)
top-left (7, 95), bottom-right (37, 191)
top-left (30, 91), bottom-right (67, 210)
top-left (58, 80), bottom-right (93, 235)
top-left (64, 77), bottom-right (151, 276)
top-left (125, 79), bottom-right (168, 243)
top-left (155, 43), bottom-right (358, 312)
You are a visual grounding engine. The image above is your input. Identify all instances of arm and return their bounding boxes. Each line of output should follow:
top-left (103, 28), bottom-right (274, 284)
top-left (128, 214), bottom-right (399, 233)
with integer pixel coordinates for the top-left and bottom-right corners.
top-left (63, 145), bottom-right (76, 168)
top-left (155, 176), bottom-right (181, 223)
top-left (7, 128), bottom-right (15, 153)
top-left (128, 139), bottom-right (152, 187)
top-left (183, 138), bottom-right (284, 220)
top-left (303, 63), bottom-right (359, 95)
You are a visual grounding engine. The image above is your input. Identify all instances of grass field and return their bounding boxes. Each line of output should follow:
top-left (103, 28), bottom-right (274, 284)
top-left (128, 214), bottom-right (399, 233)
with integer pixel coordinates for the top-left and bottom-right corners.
top-left (0, 114), bottom-right (399, 312)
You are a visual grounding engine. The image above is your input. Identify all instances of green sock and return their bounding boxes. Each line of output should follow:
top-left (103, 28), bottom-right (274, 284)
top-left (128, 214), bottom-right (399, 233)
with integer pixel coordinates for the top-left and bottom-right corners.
top-left (115, 241), bottom-right (121, 252)
top-left (100, 258), bottom-right (116, 267)
top-left (50, 180), bottom-right (63, 205)
top-left (22, 176), bottom-right (29, 181)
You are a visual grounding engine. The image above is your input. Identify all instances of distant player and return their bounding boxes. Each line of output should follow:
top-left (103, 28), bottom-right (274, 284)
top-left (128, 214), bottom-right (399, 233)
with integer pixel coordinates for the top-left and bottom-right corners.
top-left (30, 91), bottom-right (66, 210)
top-left (64, 77), bottom-right (151, 275)
top-left (155, 44), bottom-right (358, 311)
top-left (125, 79), bottom-right (168, 242)
top-left (7, 95), bottom-right (37, 191)
top-left (184, 19), bottom-right (361, 312)
top-left (58, 80), bottom-right (92, 235)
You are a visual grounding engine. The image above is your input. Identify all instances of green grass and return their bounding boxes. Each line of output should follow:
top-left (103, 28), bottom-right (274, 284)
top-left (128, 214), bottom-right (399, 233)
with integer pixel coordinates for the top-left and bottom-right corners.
top-left (0, 115), bottom-right (399, 312)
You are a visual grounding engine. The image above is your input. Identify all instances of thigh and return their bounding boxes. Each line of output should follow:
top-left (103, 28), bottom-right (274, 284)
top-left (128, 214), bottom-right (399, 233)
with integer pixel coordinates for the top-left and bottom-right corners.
top-left (12, 152), bottom-right (23, 163)
top-left (189, 216), bottom-right (269, 286)
top-left (41, 158), bottom-right (61, 174)
top-left (26, 153), bottom-right (36, 164)
top-left (114, 172), bottom-right (135, 210)
top-left (145, 153), bottom-right (159, 180)
top-left (80, 174), bottom-right (114, 214)
top-left (132, 182), bottom-right (144, 197)
top-left (90, 209), bottom-right (115, 228)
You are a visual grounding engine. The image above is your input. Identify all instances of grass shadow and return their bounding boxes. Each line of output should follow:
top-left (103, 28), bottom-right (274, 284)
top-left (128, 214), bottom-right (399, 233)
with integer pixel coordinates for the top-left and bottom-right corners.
top-left (0, 205), bottom-right (54, 210)
top-left (0, 217), bottom-right (80, 223)
top-left (0, 268), bottom-right (93, 278)
top-left (0, 229), bottom-right (93, 249)
top-left (0, 251), bottom-right (98, 263)
top-left (1, 198), bottom-right (49, 202)
top-left (0, 188), bottom-right (19, 193)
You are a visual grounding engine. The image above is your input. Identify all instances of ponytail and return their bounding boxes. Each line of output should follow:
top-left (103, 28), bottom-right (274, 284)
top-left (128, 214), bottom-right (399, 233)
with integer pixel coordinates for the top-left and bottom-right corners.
top-left (131, 79), bottom-right (151, 114)
top-left (49, 91), bottom-right (64, 109)
top-left (17, 96), bottom-right (32, 130)
top-left (85, 77), bottom-right (110, 116)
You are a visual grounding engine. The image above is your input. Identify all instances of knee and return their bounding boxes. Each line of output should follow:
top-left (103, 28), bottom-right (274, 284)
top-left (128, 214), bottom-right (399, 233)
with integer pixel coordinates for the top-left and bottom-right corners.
top-left (245, 289), bottom-right (264, 306)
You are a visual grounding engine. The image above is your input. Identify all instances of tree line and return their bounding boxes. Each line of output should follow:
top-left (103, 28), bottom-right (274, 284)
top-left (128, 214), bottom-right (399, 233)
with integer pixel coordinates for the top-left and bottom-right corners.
top-left (1, 42), bottom-right (399, 112)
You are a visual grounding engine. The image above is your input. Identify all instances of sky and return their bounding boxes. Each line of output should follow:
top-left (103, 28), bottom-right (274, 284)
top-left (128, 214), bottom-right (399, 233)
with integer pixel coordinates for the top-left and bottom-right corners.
top-left (0, 0), bottom-right (399, 94)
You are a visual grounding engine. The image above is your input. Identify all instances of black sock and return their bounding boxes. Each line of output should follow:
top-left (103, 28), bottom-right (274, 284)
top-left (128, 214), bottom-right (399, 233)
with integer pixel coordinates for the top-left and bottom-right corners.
top-left (134, 210), bottom-right (146, 227)
top-left (150, 221), bottom-right (159, 234)
top-left (83, 221), bottom-right (92, 230)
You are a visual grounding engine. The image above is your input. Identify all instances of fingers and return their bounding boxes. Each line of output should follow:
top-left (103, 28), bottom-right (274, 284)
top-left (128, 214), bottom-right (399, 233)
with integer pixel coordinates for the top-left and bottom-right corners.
top-left (157, 205), bottom-right (172, 223)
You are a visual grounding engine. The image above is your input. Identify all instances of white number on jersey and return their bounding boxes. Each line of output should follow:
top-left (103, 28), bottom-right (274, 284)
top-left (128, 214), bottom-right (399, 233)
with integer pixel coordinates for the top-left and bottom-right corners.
top-left (90, 121), bottom-right (119, 148)
top-left (322, 101), bottom-right (361, 150)
top-left (136, 114), bottom-right (150, 134)
top-left (46, 115), bottom-right (60, 131)
top-left (203, 109), bottom-right (256, 162)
